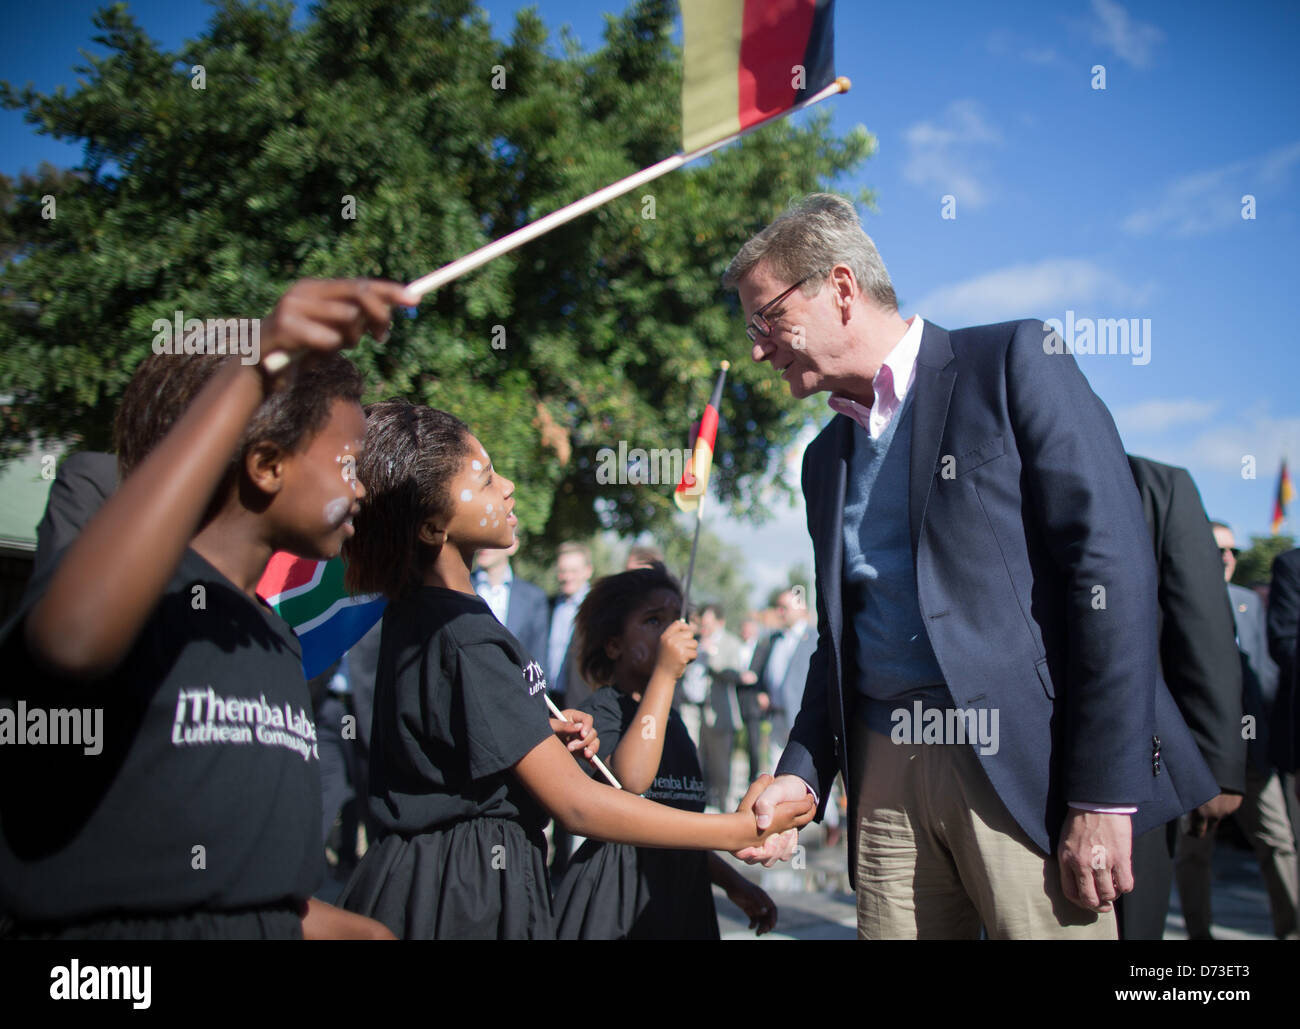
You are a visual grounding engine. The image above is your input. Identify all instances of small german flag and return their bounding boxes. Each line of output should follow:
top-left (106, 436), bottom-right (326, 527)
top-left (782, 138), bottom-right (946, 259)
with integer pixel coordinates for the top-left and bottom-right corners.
top-left (674, 363), bottom-right (729, 512)
top-left (682, 0), bottom-right (837, 152)
top-left (1272, 458), bottom-right (1295, 534)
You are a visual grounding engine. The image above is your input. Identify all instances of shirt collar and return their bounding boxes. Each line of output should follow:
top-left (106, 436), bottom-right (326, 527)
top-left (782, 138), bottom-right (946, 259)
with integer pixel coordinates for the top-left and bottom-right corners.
top-left (828, 315), bottom-right (925, 435)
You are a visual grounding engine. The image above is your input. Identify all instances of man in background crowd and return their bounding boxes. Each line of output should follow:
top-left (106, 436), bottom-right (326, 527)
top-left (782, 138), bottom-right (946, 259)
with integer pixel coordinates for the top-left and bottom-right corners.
top-left (1175, 522), bottom-right (1298, 939)
top-left (473, 539), bottom-right (549, 668)
top-left (547, 541), bottom-right (594, 709)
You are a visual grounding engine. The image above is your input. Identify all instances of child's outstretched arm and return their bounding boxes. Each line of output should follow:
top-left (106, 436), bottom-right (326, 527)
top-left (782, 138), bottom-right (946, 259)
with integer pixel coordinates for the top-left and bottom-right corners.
top-left (514, 736), bottom-right (814, 852)
top-left (25, 279), bottom-right (415, 681)
top-left (610, 619), bottom-right (696, 794)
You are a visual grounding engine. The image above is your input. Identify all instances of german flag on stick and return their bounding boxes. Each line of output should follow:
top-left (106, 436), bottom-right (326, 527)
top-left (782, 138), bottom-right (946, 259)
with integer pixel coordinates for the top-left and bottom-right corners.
top-left (676, 361), bottom-right (730, 618)
top-left (405, 1), bottom-right (845, 301)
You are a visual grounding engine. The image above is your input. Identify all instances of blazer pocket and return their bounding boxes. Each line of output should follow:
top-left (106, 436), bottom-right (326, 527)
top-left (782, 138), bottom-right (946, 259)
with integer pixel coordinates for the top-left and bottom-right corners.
top-left (953, 434), bottom-right (1005, 476)
top-left (1035, 657), bottom-right (1055, 700)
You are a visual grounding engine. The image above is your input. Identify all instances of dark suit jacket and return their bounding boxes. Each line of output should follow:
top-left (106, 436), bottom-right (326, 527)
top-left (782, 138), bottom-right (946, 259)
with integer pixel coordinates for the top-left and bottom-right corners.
top-left (752, 624), bottom-right (817, 717)
top-left (29, 451), bottom-right (119, 585)
top-left (1127, 456), bottom-right (1245, 794)
top-left (1227, 582), bottom-right (1280, 773)
top-left (1267, 548), bottom-right (1300, 771)
top-left (548, 593), bottom-right (593, 709)
top-left (503, 576), bottom-right (550, 670)
top-left (775, 320), bottom-right (1218, 877)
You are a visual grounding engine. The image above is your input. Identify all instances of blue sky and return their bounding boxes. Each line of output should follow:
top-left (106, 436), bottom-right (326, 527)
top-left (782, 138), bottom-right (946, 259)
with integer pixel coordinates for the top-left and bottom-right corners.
top-left (4, 1), bottom-right (1299, 600)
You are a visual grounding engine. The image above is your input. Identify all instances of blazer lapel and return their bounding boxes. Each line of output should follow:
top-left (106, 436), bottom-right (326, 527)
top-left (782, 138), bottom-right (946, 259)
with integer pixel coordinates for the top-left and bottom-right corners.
top-left (812, 416), bottom-right (852, 682)
top-left (908, 323), bottom-right (957, 559)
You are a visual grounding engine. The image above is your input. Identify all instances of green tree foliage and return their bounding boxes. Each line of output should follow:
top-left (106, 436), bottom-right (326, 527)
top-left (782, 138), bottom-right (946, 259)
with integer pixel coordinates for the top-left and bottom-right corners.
top-left (1233, 534), bottom-right (1296, 587)
top-left (0, 0), bottom-right (876, 549)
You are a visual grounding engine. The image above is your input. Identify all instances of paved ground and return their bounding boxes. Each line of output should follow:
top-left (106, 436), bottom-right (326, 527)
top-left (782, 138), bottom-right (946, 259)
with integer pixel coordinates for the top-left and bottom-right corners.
top-left (713, 826), bottom-right (1280, 940)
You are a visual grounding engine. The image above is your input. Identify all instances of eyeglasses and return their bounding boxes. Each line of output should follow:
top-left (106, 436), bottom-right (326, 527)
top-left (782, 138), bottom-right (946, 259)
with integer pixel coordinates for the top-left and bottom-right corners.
top-left (746, 274), bottom-right (816, 342)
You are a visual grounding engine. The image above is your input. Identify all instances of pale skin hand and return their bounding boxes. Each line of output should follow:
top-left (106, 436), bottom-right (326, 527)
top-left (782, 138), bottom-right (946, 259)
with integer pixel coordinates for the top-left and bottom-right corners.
top-left (732, 774), bottom-right (808, 866)
top-left (1057, 810), bottom-right (1135, 913)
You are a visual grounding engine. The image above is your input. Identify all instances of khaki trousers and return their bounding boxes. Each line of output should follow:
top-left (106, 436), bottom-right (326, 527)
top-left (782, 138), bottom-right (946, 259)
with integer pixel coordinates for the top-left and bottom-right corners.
top-left (851, 720), bottom-right (1117, 939)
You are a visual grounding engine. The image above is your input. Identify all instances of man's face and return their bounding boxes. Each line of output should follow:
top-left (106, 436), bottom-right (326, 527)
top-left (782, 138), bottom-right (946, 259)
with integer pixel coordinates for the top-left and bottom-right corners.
top-left (776, 591), bottom-right (806, 629)
top-left (737, 263), bottom-right (850, 399)
top-left (1212, 525), bottom-right (1237, 583)
top-left (556, 552), bottom-right (591, 596)
top-left (700, 609), bottom-right (722, 637)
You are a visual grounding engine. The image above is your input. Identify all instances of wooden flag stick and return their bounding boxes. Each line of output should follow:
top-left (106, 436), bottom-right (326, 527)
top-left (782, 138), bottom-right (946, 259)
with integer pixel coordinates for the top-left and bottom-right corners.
top-left (405, 77), bottom-right (851, 300)
top-left (545, 694), bottom-right (623, 791)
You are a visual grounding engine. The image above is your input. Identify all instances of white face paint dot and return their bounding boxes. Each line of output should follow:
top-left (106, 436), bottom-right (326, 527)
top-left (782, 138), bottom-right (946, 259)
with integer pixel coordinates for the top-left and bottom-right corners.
top-left (493, 519), bottom-right (500, 528)
top-left (486, 504), bottom-right (493, 513)
top-left (471, 460), bottom-right (482, 471)
top-left (460, 489), bottom-right (473, 502)
top-left (480, 518), bottom-right (487, 527)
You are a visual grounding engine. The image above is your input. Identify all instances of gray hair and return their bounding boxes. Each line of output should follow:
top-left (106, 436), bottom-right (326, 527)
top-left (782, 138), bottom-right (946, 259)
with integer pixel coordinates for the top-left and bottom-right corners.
top-left (722, 193), bottom-right (897, 311)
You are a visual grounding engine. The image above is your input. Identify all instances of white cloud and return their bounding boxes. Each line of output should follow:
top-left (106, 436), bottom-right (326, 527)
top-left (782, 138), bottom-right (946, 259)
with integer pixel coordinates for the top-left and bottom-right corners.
top-left (902, 100), bottom-right (1000, 209)
top-left (1146, 411), bottom-right (1300, 478)
top-left (1086, 0), bottom-right (1164, 68)
top-left (1123, 140), bottom-right (1300, 237)
top-left (1112, 397), bottom-right (1218, 435)
top-left (910, 258), bottom-right (1153, 327)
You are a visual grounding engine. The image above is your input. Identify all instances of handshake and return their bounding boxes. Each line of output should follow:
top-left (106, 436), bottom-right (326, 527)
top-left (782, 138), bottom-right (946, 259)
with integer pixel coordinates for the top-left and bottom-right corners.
top-left (732, 774), bottom-right (814, 864)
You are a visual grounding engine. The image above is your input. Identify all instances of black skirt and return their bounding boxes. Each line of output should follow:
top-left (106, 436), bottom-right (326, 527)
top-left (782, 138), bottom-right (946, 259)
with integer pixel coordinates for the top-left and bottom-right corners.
top-left (2, 902), bottom-right (303, 940)
top-left (553, 839), bottom-right (719, 940)
top-left (338, 817), bottom-right (553, 939)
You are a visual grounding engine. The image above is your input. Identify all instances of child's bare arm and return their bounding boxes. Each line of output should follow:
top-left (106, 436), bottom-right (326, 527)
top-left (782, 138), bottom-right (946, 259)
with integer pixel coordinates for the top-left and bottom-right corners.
top-left (610, 620), bottom-right (696, 793)
top-left (514, 736), bottom-right (813, 851)
top-left (25, 279), bottom-right (414, 681)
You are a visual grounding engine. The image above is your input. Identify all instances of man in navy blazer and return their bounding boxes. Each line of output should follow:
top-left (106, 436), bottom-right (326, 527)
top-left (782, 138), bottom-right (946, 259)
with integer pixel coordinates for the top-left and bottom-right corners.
top-left (726, 194), bottom-right (1217, 939)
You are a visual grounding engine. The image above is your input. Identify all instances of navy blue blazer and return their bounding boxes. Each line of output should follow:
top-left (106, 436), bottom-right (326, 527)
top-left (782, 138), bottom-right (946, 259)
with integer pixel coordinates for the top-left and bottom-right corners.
top-left (504, 576), bottom-right (550, 673)
top-left (775, 319), bottom-right (1218, 860)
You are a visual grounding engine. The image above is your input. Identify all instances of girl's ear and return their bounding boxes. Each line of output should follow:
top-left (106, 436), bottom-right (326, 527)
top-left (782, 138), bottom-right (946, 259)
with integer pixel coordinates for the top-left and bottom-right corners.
top-left (604, 636), bottom-right (622, 662)
top-left (417, 516), bottom-right (446, 550)
top-left (245, 442), bottom-right (287, 497)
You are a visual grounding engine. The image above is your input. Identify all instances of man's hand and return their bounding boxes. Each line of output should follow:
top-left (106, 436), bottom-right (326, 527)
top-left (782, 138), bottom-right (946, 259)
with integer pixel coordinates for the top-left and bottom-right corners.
top-left (1185, 792), bottom-right (1243, 838)
top-left (551, 709), bottom-right (600, 762)
top-left (732, 774), bottom-right (810, 866)
top-left (301, 898), bottom-right (396, 939)
top-left (1057, 810), bottom-right (1134, 914)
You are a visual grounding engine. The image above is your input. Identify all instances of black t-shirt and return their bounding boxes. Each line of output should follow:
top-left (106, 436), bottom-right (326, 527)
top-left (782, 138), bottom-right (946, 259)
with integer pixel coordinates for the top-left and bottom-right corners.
top-left (579, 687), bottom-right (709, 810)
top-left (0, 548), bottom-right (322, 923)
top-left (366, 587), bottom-right (553, 837)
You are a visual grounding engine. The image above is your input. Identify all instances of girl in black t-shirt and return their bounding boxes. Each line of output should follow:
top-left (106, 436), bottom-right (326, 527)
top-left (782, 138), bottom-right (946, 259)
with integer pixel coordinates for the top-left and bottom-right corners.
top-left (553, 565), bottom-right (778, 938)
top-left (336, 401), bottom-right (814, 939)
top-left (1, 280), bottom-right (413, 940)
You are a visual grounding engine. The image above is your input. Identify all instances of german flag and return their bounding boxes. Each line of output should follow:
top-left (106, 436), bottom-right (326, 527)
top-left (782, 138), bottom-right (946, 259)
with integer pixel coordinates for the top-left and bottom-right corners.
top-left (674, 363), bottom-right (729, 512)
top-left (1272, 458), bottom-right (1295, 534)
top-left (682, 0), bottom-right (837, 152)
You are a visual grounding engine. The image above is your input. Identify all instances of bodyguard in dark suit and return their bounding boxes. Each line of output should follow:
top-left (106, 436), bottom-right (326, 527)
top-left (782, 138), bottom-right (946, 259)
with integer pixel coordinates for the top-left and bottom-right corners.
top-left (1175, 524), bottom-right (1297, 939)
top-left (1124, 458), bottom-right (1245, 939)
top-left (29, 451), bottom-right (119, 585)
top-left (725, 194), bottom-right (1218, 939)
top-left (1268, 548), bottom-right (1300, 777)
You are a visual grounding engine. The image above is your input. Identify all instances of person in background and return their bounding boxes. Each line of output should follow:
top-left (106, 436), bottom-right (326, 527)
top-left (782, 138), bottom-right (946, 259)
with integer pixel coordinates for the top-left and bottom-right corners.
top-left (473, 539), bottom-right (549, 668)
top-left (547, 542), bottom-right (594, 709)
top-left (625, 544), bottom-right (664, 570)
top-left (736, 613), bottom-right (766, 785)
top-left (694, 604), bottom-right (743, 811)
top-left (1267, 549), bottom-right (1300, 803)
top-left (1175, 522), bottom-right (1298, 939)
top-left (1121, 456), bottom-right (1244, 940)
top-left (547, 540), bottom-right (595, 875)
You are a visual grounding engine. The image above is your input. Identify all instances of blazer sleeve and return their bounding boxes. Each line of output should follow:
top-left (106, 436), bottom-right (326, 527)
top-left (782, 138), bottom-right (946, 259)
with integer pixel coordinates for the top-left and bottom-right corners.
top-left (1005, 322), bottom-right (1159, 805)
top-left (774, 444), bottom-right (843, 815)
top-left (1152, 468), bottom-right (1245, 793)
